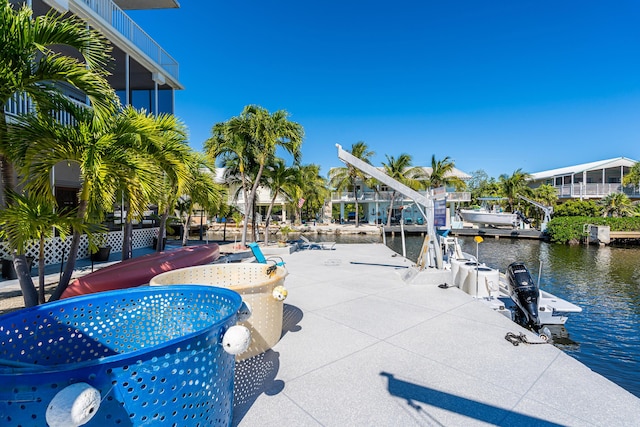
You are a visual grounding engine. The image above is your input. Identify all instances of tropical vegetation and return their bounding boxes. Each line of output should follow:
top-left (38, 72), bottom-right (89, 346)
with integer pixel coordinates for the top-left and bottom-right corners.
top-left (545, 216), bottom-right (640, 244)
top-left (205, 105), bottom-right (303, 245)
top-left (381, 153), bottom-right (427, 226)
top-left (328, 141), bottom-right (375, 226)
top-left (0, 1), bottom-right (226, 306)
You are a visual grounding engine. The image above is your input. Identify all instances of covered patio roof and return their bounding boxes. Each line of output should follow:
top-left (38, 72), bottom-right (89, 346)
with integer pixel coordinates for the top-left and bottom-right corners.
top-left (530, 157), bottom-right (637, 181)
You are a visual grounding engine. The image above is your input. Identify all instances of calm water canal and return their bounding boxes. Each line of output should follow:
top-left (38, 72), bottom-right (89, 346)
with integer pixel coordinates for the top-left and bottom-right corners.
top-left (381, 233), bottom-right (640, 398)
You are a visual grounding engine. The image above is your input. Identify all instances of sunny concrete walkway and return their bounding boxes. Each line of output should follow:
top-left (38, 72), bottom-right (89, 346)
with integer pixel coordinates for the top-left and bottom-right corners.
top-left (233, 243), bottom-right (640, 426)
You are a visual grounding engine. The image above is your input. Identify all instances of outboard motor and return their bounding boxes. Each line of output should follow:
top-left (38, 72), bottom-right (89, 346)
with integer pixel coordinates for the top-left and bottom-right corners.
top-left (506, 262), bottom-right (541, 330)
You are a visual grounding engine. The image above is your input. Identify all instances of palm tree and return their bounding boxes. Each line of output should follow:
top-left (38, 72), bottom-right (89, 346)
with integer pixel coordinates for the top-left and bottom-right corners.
top-left (328, 141), bottom-right (375, 227)
top-left (0, 192), bottom-right (83, 306)
top-left (599, 192), bottom-right (634, 217)
top-left (0, 0), bottom-right (115, 204)
top-left (498, 169), bottom-right (532, 212)
top-left (382, 153), bottom-right (427, 226)
top-left (533, 184), bottom-right (558, 207)
top-left (261, 158), bottom-right (297, 244)
top-left (623, 162), bottom-right (640, 188)
top-left (297, 164), bottom-right (328, 223)
top-left (206, 123), bottom-right (254, 237)
top-left (283, 164), bottom-right (327, 226)
top-left (206, 105), bottom-right (303, 245)
top-left (177, 152), bottom-right (224, 246)
top-left (106, 107), bottom-right (169, 260)
top-left (6, 99), bottom-right (163, 300)
top-left (427, 155), bottom-right (466, 190)
top-left (144, 114), bottom-right (192, 252)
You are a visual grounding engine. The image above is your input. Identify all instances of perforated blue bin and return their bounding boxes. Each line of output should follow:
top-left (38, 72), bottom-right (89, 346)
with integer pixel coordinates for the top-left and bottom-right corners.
top-left (0, 285), bottom-right (242, 426)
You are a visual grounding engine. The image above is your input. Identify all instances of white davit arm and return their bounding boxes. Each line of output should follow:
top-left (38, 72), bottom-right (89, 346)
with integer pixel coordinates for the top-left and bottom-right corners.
top-left (335, 144), bottom-right (443, 269)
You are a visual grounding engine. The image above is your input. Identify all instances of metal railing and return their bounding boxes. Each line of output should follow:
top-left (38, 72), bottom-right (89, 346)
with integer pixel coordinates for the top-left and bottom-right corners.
top-left (4, 92), bottom-right (86, 126)
top-left (555, 183), bottom-right (640, 198)
top-left (78, 0), bottom-right (179, 81)
top-left (330, 190), bottom-right (471, 203)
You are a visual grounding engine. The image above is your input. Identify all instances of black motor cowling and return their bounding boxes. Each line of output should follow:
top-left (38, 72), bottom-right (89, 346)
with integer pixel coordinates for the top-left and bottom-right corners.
top-left (506, 262), bottom-right (540, 330)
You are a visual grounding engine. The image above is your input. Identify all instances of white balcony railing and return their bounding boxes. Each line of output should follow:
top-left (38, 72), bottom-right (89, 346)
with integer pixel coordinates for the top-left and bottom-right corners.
top-left (78, 0), bottom-right (179, 81)
top-left (556, 184), bottom-right (640, 198)
top-left (330, 190), bottom-right (471, 203)
top-left (5, 92), bottom-right (87, 126)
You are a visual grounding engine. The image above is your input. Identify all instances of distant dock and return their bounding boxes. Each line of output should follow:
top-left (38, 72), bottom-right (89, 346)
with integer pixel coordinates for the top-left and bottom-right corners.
top-left (450, 227), bottom-right (546, 240)
top-left (382, 225), bottom-right (546, 240)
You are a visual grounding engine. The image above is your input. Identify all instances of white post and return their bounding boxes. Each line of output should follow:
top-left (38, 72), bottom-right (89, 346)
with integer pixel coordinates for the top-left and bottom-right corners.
top-left (125, 53), bottom-right (130, 105)
top-left (400, 212), bottom-right (406, 258)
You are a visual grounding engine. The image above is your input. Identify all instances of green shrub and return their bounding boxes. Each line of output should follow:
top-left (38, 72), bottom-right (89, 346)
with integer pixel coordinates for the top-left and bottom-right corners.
top-left (554, 199), bottom-right (602, 217)
top-left (546, 216), bottom-right (640, 243)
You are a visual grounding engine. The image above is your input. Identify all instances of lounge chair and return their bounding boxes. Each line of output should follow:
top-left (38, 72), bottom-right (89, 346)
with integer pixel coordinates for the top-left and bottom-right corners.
top-left (247, 242), bottom-right (285, 267)
top-left (298, 235), bottom-right (336, 250)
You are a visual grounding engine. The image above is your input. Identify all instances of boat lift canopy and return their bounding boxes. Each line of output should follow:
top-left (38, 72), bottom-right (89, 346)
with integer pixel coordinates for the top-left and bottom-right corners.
top-left (335, 144), bottom-right (443, 269)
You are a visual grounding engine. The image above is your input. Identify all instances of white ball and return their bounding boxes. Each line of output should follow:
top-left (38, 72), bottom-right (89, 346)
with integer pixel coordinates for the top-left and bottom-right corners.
top-left (222, 325), bottom-right (251, 355)
top-left (46, 382), bottom-right (101, 427)
top-left (272, 285), bottom-right (288, 301)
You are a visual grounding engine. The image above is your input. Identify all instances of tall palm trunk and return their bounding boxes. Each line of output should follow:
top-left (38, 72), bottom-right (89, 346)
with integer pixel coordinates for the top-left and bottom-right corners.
top-left (182, 212), bottom-right (192, 246)
top-left (263, 194), bottom-right (278, 245)
top-left (353, 184), bottom-right (360, 227)
top-left (50, 192), bottom-right (89, 301)
top-left (251, 193), bottom-right (259, 242)
top-left (50, 228), bottom-right (82, 301)
top-left (157, 208), bottom-right (169, 252)
top-left (123, 220), bottom-right (133, 260)
top-left (38, 235), bottom-right (46, 304)
top-left (13, 254), bottom-right (38, 307)
top-left (239, 179), bottom-right (250, 246)
top-left (386, 191), bottom-right (397, 227)
top-left (0, 111), bottom-right (16, 209)
top-left (243, 163), bottom-right (266, 245)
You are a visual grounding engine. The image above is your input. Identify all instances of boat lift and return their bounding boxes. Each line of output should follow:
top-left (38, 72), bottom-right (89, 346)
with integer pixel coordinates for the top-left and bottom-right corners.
top-left (517, 195), bottom-right (553, 231)
top-left (336, 144), bottom-right (444, 269)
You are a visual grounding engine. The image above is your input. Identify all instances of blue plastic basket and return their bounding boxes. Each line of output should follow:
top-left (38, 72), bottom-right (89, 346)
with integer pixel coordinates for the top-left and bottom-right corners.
top-left (0, 285), bottom-right (242, 426)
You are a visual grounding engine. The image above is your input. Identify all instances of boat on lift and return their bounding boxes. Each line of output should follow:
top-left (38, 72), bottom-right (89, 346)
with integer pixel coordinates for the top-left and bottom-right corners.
top-left (457, 197), bottom-right (520, 228)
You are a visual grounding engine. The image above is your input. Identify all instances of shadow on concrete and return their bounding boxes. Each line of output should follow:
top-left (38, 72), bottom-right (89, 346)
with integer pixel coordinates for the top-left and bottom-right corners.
top-left (232, 304), bottom-right (303, 426)
top-left (380, 372), bottom-right (565, 426)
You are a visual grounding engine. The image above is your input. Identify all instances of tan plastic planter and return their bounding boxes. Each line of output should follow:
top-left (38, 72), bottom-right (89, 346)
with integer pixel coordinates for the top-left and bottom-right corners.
top-left (150, 263), bottom-right (287, 360)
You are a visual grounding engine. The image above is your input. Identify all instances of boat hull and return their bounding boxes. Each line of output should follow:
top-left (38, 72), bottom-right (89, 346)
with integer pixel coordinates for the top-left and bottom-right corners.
top-left (60, 244), bottom-right (221, 299)
top-left (458, 209), bottom-right (518, 227)
top-left (448, 253), bottom-right (581, 326)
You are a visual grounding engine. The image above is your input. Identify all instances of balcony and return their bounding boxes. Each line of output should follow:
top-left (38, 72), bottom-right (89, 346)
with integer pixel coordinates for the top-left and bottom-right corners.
top-left (330, 190), bottom-right (470, 203)
top-left (74, 0), bottom-right (179, 81)
top-left (4, 92), bottom-right (82, 126)
top-left (555, 183), bottom-right (640, 199)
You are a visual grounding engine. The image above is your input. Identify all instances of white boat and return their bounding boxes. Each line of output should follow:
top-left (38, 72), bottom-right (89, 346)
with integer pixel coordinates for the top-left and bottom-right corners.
top-left (458, 208), bottom-right (519, 227)
top-left (444, 236), bottom-right (582, 328)
top-left (457, 197), bottom-right (521, 228)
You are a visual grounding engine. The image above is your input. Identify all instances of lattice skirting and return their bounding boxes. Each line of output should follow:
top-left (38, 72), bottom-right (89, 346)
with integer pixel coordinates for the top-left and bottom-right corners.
top-left (0, 228), bottom-right (158, 266)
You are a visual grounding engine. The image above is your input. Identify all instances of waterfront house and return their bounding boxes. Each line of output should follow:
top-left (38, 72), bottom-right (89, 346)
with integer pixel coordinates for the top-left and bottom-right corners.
top-left (330, 166), bottom-right (471, 225)
top-left (528, 157), bottom-right (640, 200)
top-left (5, 0), bottom-right (183, 210)
top-left (3, 0), bottom-right (183, 264)
top-left (212, 168), bottom-right (292, 224)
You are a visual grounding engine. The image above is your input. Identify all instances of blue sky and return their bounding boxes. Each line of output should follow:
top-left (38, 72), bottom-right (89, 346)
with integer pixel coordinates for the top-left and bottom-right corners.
top-left (129, 1), bottom-right (640, 179)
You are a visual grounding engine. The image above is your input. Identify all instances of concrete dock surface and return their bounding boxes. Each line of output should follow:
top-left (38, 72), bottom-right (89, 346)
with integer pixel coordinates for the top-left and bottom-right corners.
top-left (233, 243), bottom-right (640, 426)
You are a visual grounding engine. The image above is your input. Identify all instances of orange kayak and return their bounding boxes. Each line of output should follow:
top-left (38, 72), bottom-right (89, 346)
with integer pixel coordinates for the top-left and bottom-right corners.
top-left (60, 244), bottom-right (220, 299)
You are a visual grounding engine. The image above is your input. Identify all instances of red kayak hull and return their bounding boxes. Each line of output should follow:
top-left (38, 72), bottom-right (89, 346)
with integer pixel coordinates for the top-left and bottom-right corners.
top-left (60, 243), bottom-right (220, 299)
